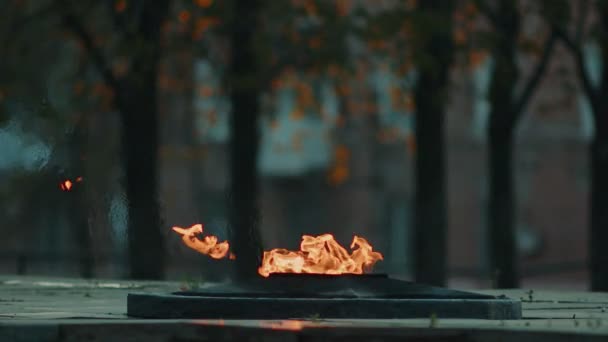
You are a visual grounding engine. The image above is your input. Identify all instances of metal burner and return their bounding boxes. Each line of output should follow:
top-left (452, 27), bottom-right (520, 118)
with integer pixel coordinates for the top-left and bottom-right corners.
top-left (127, 274), bottom-right (521, 319)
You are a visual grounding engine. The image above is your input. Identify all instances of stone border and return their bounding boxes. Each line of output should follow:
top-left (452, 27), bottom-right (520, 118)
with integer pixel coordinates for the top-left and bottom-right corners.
top-left (127, 293), bottom-right (521, 320)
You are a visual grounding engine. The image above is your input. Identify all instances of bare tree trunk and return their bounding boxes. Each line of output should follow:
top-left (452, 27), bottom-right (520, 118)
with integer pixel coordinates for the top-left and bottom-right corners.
top-left (590, 127), bottom-right (608, 290)
top-left (68, 119), bottom-right (94, 278)
top-left (120, 1), bottom-right (169, 280)
top-left (485, 3), bottom-right (520, 287)
top-left (122, 82), bottom-right (164, 279)
top-left (482, 0), bottom-right (554, 288)
top-left (487, 125), bottom-right (518, 287)
top-left (228, 0), bottom-right (264, 280)
top-left (59, 0), bottom-right (169, 279)
top-left (590, 2), bottom-right (608, 291)
top-left (552, 1), bottom-right (608, 291)
top-left (413, 0), bottom-right (452, 286)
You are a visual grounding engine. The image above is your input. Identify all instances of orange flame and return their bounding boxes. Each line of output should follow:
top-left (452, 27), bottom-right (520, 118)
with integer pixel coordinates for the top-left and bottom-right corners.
top-left (59, 177), bottom-right (83, 191)
top-left (60, 180), bottom-right (73, 191)
top-left (172, 224), bottom-right (230, 259)
top-left (171, 224), bottom-right (384, 276)
top-left (258, 234), bottom-right (383, 277)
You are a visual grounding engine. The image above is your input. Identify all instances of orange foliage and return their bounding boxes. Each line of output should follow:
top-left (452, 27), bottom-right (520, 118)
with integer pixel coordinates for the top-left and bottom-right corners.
top-left (404, 93), bottom-right (415, 112)
top-left (207, 110), bottom-right (218, 126)
top-left (112, 59), bottom-right (129, 78)
top-left (114, 0), bottom-right (127, 13)
top-left (290, 108), bottom-right (305, 121)
top-left (453, 27), bottom-right (467, 45)
top-left (335, 115), bottom-right (345, 127)
top-left (336, 0), bottom-right (351, 16)
top-left (178, 10), bottom-right (191, 24)
top-left (377, 127), bottom-right (399, 144)
top-left (337, 85), bottom-right (351, 97)
top-left (91, 82), bottom-right (115, 106)
top-left (304, 0), bottom-right (317, 16)
top-left (198, 85), bottom-right (214, 98)
top-left (406, 134), bottom-right (416, 155)
top-left (327, 165), bottom-right (349, 186)
top-left (334, 145), bottom-right (350, 163)
top-left (453, 9), bottom-right (465, 22)
top-left (465, 1), bottom-right (478, 16)
top-left (193, 17), bottom-right (220, 40)
top-left (271, 78), bottom-right (283, 90)
top-left (296, 82), bottom-right (315, 108)
top-left (270, 119), bottom-right (279, 130)
top-left (405, 0), bottom-right (417, 10)
top-left (469, 49), bottom-right (488, 68)
top-left (327, 145), bottom-right (350, 186)
top-left (195, 0), bottom-right (213, 8)
top-left (327, 64), bottom-right (340, 77)
top-left (308, 37), bottom-right (322, 49)
top-left (367, 40), bottom-right (387, 50)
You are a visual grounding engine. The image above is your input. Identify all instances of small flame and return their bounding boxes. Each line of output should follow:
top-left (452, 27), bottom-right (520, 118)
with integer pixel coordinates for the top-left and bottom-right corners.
top-left (172, 224), bottom-right (230, 259)
top-left (59, 177), bottom-right (83, 191)
top-left (258, 234), bottom-right (383, 277)
top-left (60, 180), bottom-right (73, 191)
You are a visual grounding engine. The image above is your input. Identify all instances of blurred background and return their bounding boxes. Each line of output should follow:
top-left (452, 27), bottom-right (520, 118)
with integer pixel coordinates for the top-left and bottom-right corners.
top-left (0, 0), bottom-right (604, 291)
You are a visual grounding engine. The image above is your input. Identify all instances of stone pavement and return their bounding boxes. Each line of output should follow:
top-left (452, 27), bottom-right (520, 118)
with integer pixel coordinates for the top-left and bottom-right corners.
top-left (1, 275), bottom-right (608, 341)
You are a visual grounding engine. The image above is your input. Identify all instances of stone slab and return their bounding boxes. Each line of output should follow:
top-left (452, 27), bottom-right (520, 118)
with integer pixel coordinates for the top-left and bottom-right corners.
top-left (127, 292), bottom-right (521, 319)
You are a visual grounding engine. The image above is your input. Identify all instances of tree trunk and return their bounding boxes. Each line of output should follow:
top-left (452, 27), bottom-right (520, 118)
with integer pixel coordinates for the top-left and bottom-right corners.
top-left (69, 185), bottom-right (93, 278)
top-left (123, 80), bottom-right (164, 279)
top-left (487, 125), bottom-right (519, 288)
top-left (412, 0), bottom-right (452, 286)
top-left (68, 120), bottom-right (93, 278)
top-left (484, 1), bottom-right (520, 288)
top-left (121, 1), bottom-right (168, 280)
top-left (590, 1), bottom-right (608, 291)
top-left (228, 0), bottom-right (264, 280)
top-left (413, 80), bottom-right (447, 286)
top-left (590, 133), bottom-right (608, 290)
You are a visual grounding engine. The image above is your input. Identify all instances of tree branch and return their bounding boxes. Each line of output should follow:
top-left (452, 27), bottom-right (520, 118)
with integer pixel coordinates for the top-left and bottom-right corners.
top-left (555, 27), bottom-right (599, 111)
top-left (512, 31), bottom-right (557, 118)
top-left (57, 1), bottom-right (120, 94)
top-left (575, 0), bottom-right (590, 45)
top-left (473, 0), bottom-right (500, 26)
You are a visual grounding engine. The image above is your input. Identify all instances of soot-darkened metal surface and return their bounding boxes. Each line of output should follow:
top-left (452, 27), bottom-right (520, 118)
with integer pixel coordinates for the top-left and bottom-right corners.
top-left (127, 274), bottom-right (521, 319)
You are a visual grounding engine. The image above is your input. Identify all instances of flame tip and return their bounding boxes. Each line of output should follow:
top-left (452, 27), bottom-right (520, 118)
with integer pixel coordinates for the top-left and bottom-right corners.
top-left (171, 223), bottom-right (230, 259)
